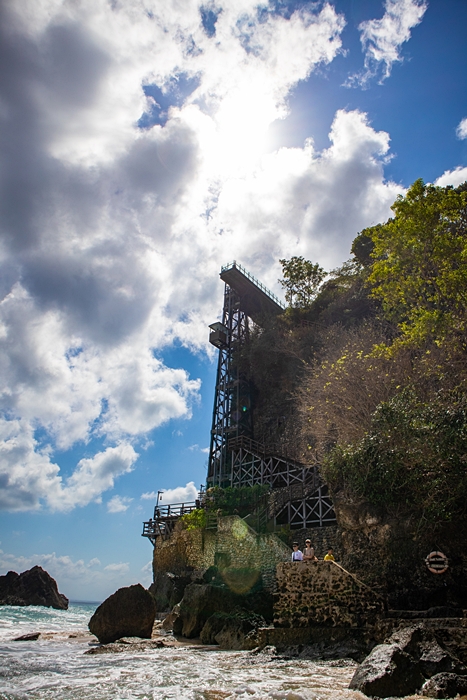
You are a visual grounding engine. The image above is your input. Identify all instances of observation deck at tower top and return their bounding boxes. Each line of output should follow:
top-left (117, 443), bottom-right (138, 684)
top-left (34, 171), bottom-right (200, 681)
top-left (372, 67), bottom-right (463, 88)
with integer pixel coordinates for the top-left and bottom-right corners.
top-left (220, 261), bottom-right (285, 323)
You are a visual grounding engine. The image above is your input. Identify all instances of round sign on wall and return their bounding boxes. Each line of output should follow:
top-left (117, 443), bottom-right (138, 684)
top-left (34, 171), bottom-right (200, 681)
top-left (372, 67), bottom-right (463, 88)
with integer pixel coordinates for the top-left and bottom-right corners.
top-left (425, 551), bottom-right (449, 574)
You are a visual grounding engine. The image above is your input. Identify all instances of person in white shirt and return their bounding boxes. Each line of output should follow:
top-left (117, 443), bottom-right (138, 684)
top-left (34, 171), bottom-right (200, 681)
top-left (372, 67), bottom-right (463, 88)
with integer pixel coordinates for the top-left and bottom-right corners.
top-left (291, 542), bottom-right (303, 561)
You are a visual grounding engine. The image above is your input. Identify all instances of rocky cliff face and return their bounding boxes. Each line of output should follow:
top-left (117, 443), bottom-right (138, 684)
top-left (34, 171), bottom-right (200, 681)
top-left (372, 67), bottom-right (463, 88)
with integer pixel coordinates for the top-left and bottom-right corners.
top-left (331, 491), bottom-right (467, 611)
top-left (0, 566), bottom-right (68, 609)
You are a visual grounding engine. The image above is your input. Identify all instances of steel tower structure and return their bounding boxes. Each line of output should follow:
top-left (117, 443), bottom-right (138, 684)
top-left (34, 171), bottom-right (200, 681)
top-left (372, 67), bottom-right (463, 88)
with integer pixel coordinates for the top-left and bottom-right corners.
top-left (141, 260), bottom-right (336, 545)
top-left (207, 261), bottom-right (284, 486)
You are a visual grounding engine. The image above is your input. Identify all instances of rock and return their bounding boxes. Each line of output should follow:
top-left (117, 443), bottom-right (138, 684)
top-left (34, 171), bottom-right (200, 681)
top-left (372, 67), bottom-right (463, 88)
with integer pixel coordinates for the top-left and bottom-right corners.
top-left (89, 584), bottom-right (156, 644)
top-left (149, 570), bottom-right (196, 612)
top-left (200, 608), bottom-right (266, 649)
top-left (13, 632), bottom-right (41, 641)
top-left (418, 639), bottom-right (466, 677)
top-left (349, 643), bottom-right (425, 697)
top-left (349, 625), bottom-right (467, 698)
top-left (162, 604), bottom-right (180, 631)
top-left (85, 638), bottom-right (166, 655)
top-left (172, 583), bottom-right (240, 638)
top-left (0, 566), bottom-right (68, 610)
top-left (421, 672), bottom-right (467, 698)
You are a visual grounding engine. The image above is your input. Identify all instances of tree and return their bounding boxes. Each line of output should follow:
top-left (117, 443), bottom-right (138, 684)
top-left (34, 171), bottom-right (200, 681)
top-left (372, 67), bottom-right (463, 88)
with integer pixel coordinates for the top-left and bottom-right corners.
top-left (279, 256), bottom-right (327, 308)
top-left (361, 179), bottom-right (467, 349)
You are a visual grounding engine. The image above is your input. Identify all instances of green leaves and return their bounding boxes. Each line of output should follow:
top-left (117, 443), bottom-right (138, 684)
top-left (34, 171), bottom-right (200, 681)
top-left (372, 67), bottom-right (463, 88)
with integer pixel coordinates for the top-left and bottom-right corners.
top-left (362, 179), bottom-right (467, 350)
top-left (322, 388), bottom-right (467, 525)
top-left (279, 256), bottom-right (327, 308)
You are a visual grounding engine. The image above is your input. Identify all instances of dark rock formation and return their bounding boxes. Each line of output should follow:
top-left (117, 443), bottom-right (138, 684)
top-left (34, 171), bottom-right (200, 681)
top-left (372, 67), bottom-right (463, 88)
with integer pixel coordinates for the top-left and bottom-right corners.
top-left (85, 638), bottom-right (168, 654)
top-left (148, 569), bottom-right (198, 612)
top-left (13, 632), bottom-right (41, 641)
top-left (172, 583), bottom-right (241, 638)
top-left (89, 584), bottom-right (156, 644)
top-left (349, 625), bottom-right (467, 698)
top-left (349, 642), bottom-right (425, 697)
top-left (421, 672), bottom-right (467, 698)
top-left (332, 495), bottom-right (467, 611)
top-left (0, 566), bottom-right (68, 610)
top-left (200, 608), bottom-right (266, 649)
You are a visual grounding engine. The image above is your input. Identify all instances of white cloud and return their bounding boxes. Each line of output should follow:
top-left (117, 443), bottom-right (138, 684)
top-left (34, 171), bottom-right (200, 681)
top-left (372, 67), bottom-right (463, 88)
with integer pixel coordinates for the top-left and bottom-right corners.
top-left (0, 431), bottom-right (138, 511)
top-left (456, 118), bottom-right (467, 140)
top-left (0, 550), bottom-right (140, 600)
top-left (107, 495), bottom-right (133, 513)
top-left (103, 562), bottom-right (130, 574)
top-left (188, 443), bottom-right (209, 453)
top-left (348, 0), bottom-right (427, 86)
top-left (435, 166), bottom-right (467, 188)
top-left (140, 491), bottom-right (159, 501)
top-left (142, 481), bottom-right (199, 505)
top-left (0, 0), bottom-right (426, 515)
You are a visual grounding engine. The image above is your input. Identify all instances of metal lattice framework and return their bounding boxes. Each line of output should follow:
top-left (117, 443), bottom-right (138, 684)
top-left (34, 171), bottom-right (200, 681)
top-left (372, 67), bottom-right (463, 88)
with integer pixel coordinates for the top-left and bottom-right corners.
top-left (206, 262), bottom-right (337, 529)
top-left (207, 284), bottom-right (251, 487)
top-left (142, 261), bottom-right (336, 547)
top-left (228, 436), bottom-right (336, 529)
top-left (229, 436), bottom-right (319, 490)
top-left (274, 485), bottom-right (336, 529)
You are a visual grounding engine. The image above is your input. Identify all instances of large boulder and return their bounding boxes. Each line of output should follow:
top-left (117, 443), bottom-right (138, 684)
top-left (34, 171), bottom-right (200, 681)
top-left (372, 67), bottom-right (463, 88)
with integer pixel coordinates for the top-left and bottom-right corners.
top-left (172, 583), bottom-right (240, 638)
top-left (421, 672), bottom-right (467, 698)
top-left (349, 643), bottom-right (425, 697)
top-left (0, 566), bottom-right (68, 610)
top-left (89, 584), bottom-right (155, 644)
top-left (349, 625), bottom-right (467, 698)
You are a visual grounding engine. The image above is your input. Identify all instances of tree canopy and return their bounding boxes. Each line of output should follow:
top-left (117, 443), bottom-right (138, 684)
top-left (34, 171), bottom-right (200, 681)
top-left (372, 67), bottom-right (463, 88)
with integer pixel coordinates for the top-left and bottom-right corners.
top-left (279, 256), bottom-right (327, 308)
top-left (363, 179), bottom-right (467, 350)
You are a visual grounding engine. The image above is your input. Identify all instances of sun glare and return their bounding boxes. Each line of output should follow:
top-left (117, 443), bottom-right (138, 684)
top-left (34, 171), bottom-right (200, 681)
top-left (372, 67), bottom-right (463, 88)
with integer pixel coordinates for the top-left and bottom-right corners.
top-left (205, 84), bottom-right (283, 176)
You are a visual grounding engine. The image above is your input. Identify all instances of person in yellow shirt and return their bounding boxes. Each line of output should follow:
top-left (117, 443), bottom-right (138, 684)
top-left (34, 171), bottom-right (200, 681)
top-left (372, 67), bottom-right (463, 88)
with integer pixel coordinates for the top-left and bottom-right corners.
top-left (324, 548), bottom-right (335, 561)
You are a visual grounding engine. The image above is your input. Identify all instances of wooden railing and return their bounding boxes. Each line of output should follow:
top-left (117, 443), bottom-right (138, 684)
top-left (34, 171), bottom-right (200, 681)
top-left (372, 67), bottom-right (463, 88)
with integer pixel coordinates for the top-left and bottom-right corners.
top-left (142, 500), bottom-right (199, 543)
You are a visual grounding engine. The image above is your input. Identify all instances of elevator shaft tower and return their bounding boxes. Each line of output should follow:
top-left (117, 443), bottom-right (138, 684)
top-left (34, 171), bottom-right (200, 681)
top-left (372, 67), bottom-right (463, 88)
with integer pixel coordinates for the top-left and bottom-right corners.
top-left (207, 261), bottom-right (285, 487)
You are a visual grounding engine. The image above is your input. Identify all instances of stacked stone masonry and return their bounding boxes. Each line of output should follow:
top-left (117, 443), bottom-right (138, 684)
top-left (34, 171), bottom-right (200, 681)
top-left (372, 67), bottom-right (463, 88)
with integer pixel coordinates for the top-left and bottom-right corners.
top-left (274, 560), bottom-right (385, 628)
top-left (153, 515), bottom-right (291, 592)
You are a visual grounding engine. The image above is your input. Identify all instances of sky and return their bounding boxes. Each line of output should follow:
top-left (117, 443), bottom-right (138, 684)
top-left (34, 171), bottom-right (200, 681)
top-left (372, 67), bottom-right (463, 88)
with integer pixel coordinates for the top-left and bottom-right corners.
top-left (0, 0), bottom-right (466, 602)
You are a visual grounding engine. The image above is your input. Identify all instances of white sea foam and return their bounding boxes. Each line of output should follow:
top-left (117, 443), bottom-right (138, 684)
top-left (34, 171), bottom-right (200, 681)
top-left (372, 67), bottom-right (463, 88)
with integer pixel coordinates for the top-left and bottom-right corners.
top-left (0, 604), bottom-right (422, 699)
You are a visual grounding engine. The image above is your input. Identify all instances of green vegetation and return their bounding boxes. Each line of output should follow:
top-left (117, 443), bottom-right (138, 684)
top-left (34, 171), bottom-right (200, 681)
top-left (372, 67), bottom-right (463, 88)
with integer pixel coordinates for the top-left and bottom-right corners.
top-left (180, 508), bottom-right (206, 530)
top-left (322, 388), bottom-right (467, 523)
top-left (242, 179), bottom-right (467, 529)
top-left (179, 486), bottom-right (270, 531)
top-left (279, 256), bottom-right (327, 308)
top-left (205, 485), bottom-right (270, 516)
top-left (365, 179), bottom-right (467, 351)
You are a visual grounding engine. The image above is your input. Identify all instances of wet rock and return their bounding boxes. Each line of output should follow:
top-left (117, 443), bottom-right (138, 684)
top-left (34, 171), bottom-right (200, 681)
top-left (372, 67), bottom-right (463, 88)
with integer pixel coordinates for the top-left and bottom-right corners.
top-left (85, 638), bottom-right (166, 654)
top-left (162, 604), bottom-right (180, 631)
top-left (349, 625), bottom-right (467, 698)
top-left (421, 672), bottom-right (467, 698)
top-left (200, 609), bottom-right (266, 650)
top-left (89, 584), bottom-right (155, 644)
top-left (418, 638), bottom-right (466, 677)
top-left (13, 632), bottom-right (41, 641)
top-left (349, 643), bottom-right (425, 697)
top-left (172, 583), bottom-right (239, 638)
top-left (0, 566), bottom-right (68, 610)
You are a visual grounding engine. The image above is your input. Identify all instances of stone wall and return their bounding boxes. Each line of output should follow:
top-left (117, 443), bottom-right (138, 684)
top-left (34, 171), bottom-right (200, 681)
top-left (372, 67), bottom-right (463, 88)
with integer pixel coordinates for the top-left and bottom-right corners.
top-left (274, 560), bottom-right (385, 628)
top-left (286, 524), bottom-right (339, 559)
top-left (153, 515), bottom-right (291, 592)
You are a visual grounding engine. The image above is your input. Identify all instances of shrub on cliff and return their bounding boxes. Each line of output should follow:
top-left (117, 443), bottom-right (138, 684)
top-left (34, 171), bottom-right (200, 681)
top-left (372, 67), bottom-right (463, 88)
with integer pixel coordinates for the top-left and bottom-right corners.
top-left (322, 387), bottom-right (467, 526)
top-left (180, 508), bottom-right (206, 530)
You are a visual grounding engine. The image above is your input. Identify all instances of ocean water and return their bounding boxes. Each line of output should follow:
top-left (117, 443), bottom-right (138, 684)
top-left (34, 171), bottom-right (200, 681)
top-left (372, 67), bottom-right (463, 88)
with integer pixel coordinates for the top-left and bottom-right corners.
top-left (0, 603), bottom-right (402, 700)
